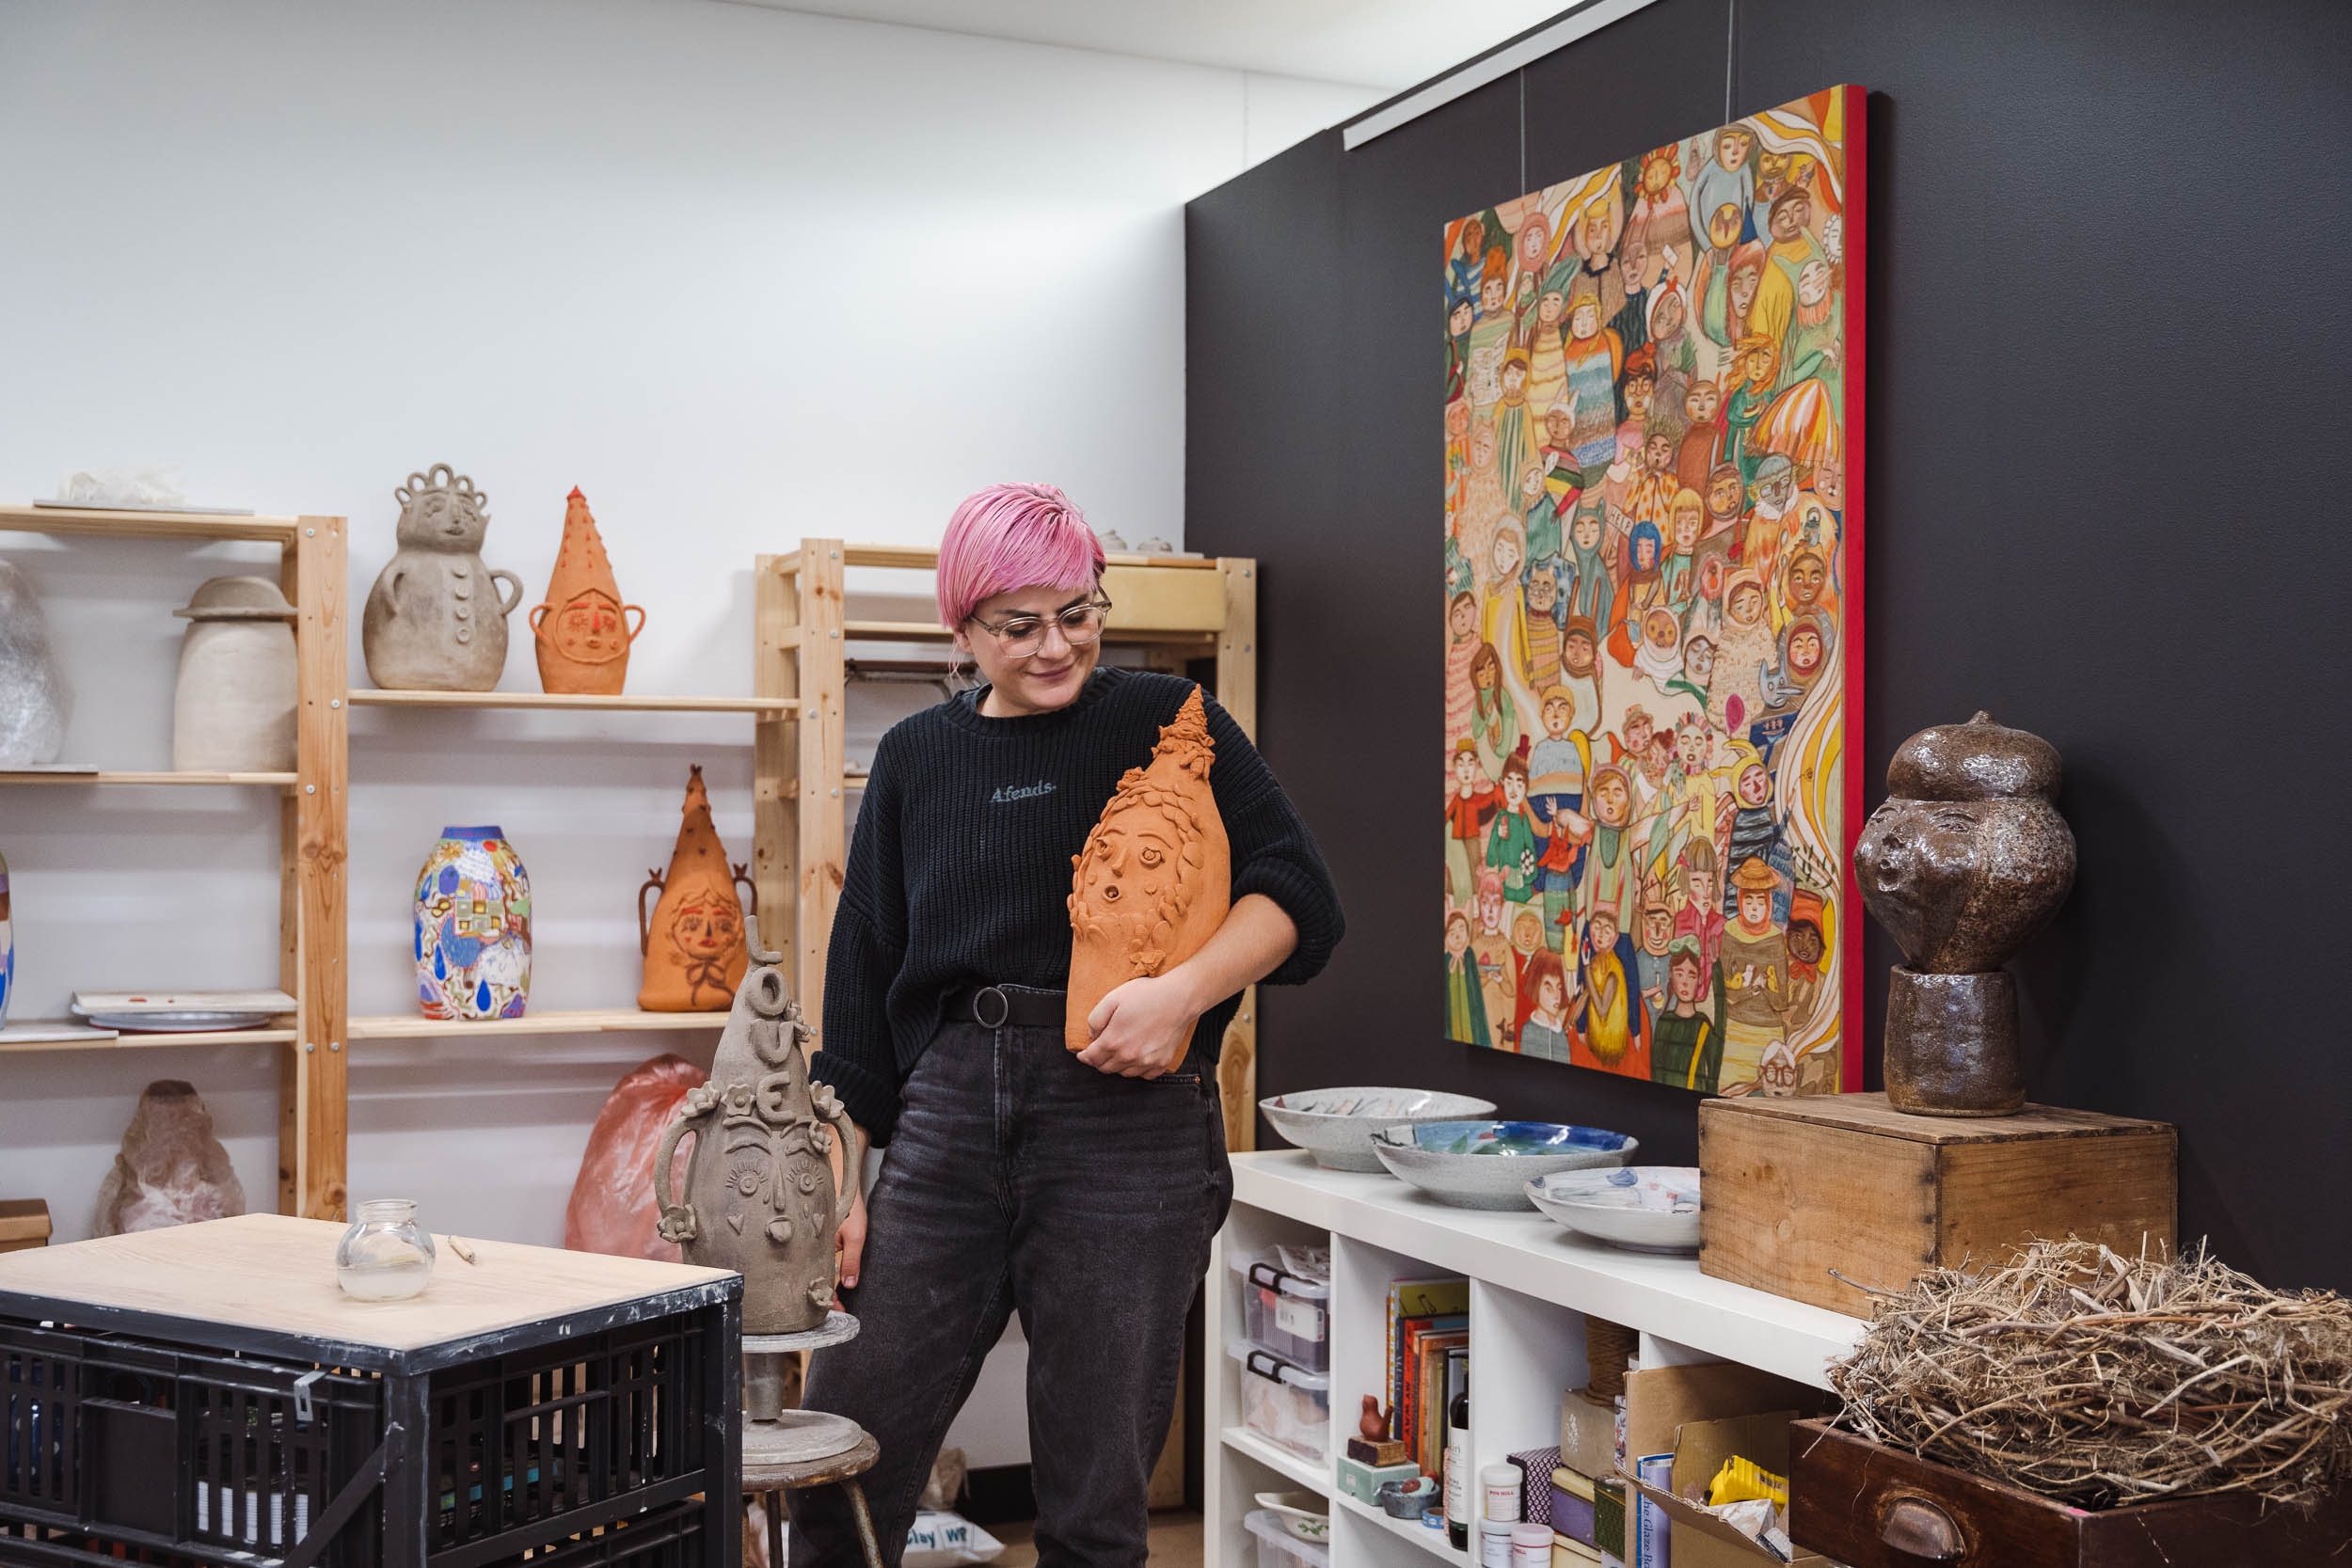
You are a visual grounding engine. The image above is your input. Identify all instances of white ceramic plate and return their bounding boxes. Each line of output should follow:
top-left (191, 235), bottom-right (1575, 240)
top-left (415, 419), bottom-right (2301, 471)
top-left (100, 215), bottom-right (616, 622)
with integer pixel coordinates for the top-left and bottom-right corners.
top-left (1253, 1491), bottom-right (1330, 1543)
top-left (82, 1011), bottom-right (275, 1032)
top-left (1526, 1165), bottom-right (1703, 1254)
top-left (1259, 1086), bottom-right (1499, 1172)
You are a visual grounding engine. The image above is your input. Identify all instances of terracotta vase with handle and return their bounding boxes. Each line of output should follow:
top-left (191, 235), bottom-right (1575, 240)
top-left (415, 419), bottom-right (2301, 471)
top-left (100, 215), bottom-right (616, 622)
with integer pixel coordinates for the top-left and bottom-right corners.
top-left (638, 765), bottom-right (756, 1011)
top-left (531, 487), bottom-right (644, 695)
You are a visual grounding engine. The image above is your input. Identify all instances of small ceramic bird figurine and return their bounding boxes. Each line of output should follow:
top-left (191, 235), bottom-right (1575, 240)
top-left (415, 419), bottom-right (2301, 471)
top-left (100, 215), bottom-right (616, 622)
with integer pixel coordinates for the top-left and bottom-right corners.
top-left (1360, 1394), bottom-right (1389, 1442)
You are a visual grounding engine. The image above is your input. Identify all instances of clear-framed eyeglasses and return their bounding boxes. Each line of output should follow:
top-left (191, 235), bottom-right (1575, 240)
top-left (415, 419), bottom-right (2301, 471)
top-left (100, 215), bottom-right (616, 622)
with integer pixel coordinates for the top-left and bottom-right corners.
top-left (964, 596), bottom-right (1113, 659)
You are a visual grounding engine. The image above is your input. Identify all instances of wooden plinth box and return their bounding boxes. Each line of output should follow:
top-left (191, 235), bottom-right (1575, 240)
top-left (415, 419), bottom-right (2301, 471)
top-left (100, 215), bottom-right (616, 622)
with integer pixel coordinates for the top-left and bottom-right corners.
top-left (1697, 1093), bottom-right (2175, 1318)
top-left (1789, 1418), bottom-right (2352, 1566)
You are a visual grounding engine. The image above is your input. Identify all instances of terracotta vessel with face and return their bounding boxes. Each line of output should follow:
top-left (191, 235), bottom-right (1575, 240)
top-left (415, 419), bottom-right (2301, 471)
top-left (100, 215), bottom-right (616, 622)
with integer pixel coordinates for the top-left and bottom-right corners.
top-left (655, 928), bottom-right (862, 1335)
top-left (639, 766), bottom-right (756, 1011)
top-left (531, 487), bottom-right (644, 695)
top-left (1065, 687), bottom-right (1230, 1051)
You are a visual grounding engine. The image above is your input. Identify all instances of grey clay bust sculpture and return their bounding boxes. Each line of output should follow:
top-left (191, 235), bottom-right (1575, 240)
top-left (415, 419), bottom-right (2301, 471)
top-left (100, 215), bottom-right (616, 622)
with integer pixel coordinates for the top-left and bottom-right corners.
top-left (361, 465), bottom-right (525, 690)
top-left (1854, 712), bottom-right (2076, 1116)
top-left (655, 922), bottom-right (863, 1335)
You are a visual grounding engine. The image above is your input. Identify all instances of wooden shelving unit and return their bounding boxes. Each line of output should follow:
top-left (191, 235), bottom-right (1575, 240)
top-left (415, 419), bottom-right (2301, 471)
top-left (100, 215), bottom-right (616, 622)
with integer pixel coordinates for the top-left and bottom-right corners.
top-left (346, 1008), bottom-right (729, 1039)
top-left (755, 541), bottom-right (1263, 1149)
top-left (350, 689), bottom-right (794, 715)
top-left (0, 504), bottom-right (349, 1223)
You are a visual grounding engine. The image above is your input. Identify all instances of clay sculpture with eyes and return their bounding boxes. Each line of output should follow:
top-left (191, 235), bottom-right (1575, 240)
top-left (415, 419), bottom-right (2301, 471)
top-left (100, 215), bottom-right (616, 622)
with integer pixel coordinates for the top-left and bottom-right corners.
top-left (655, 921), bottom-right (862, 1334)
top-left (639, 765), bottom-right (757, 1011)
top-left (1853, 712), bottom-right (2076, 1116)
top-left (1065, 687), bottom-right (1231, 1052)
top-left (531, 487), bottom-right (645, 695)
top-left (362, 464), bottom-right (527, 690)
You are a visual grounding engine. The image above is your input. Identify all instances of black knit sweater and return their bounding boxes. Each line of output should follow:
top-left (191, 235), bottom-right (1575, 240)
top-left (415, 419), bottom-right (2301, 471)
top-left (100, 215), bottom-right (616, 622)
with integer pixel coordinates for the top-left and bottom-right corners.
top-left (807, 667), bottom-right (1344, 1144)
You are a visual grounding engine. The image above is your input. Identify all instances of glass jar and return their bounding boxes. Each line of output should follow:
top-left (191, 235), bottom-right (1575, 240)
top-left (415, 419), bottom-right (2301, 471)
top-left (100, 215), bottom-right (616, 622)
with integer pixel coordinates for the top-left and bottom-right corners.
top-left (336, 1198), bottom-right (437, 1301)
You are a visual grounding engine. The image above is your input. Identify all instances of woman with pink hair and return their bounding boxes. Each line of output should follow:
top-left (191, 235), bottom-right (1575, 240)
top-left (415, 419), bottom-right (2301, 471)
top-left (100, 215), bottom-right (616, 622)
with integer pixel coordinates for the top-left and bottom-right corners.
top-left (794, 483), bottom-right (1343, 1568)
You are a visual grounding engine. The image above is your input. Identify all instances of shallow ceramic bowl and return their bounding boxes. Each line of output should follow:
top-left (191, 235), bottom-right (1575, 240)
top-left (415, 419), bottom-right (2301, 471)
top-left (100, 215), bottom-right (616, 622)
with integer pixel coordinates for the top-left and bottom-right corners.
top-left (1369, 1120), bottom-right (1636, 1210)
top-left (1253, 1492), bottom-right (1330, 1543)
top-left (1260, 1086), bottom-right (1499, 1173)
top-left (1527, 1165), bottom-right (1703, 1254)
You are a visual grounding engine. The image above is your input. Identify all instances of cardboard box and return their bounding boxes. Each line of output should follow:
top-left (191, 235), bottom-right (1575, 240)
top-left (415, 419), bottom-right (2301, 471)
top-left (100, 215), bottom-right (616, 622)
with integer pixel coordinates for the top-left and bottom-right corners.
top-left (0, 1199), bottom-right (49, 1255)
top-left (1699, 1093), bottom-right (2176, 1317)
top-left (1618, 1363), bottom-right (1834, 1568)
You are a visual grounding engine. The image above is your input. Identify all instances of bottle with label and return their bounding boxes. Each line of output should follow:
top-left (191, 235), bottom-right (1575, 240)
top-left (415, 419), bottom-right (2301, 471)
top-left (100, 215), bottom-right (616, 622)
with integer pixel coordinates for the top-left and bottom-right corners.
top-left (1444, 1357), bottom-right (1471, 1549)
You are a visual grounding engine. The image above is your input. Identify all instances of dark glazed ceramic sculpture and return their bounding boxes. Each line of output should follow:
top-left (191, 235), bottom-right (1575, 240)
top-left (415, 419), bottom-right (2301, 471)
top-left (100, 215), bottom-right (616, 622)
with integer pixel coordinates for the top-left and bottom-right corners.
top-left (1064, 687), bottom-right (1231, 1051)
top-left (655, 923), bottom-right (863, 1334)
top-left (1854, 713), bottom-right (2076, 1116)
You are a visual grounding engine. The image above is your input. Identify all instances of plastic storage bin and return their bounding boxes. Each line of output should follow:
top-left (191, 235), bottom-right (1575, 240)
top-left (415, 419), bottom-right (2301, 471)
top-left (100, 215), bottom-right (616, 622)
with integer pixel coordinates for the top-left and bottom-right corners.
top-left (1227, 1340), bottom-right (1331, 1460)
top-left (1243, 1510), bottom-right (1330, 1568)
top-left (1229, 1249), bottom-right (1331, 1372)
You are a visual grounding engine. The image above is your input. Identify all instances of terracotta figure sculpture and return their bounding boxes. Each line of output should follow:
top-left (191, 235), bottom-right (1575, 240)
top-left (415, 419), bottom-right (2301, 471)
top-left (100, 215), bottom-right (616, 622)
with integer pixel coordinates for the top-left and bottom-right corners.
top-left (1064, 686), bottom-right (1230, 1051)
top-left (638, 765), bottom-right (756, 1011)
top-left (655, 923), bottom-right (863, 1334)
top-left (361, 464), bottom-right (525, 691)
top-left (172, 575), bottom-right (297, 773)
top-left (0, 558), bottom-right (69, 768)
top-left (1853, 712), bottom-right (2076, 1116)
top-left (94, 1080), bottom-right (247, 1235)
top-left (531, 487), bottom-right (644, 695)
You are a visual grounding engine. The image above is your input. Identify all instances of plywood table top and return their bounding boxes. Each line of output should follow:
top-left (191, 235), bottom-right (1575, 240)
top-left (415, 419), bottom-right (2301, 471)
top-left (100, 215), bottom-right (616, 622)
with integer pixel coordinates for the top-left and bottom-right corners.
top-left (0, 1213), bottom-right (739, 1370)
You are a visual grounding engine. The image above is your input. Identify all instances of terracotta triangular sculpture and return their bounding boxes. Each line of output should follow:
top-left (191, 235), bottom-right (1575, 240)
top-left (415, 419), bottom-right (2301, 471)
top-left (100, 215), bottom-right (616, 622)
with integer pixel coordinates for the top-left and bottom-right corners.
top-left (638, 765), bottom-right (757, 1011)
top-left (531, 487), bottom-right (644, 694)
top-left (1065, 687), bottom-right (1230, 1051)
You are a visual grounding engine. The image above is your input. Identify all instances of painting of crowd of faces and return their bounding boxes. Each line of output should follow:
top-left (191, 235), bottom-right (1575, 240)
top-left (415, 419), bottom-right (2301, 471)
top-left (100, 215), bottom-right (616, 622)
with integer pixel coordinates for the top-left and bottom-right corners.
top-left (1442, 86), bottom-right (1865, 1099)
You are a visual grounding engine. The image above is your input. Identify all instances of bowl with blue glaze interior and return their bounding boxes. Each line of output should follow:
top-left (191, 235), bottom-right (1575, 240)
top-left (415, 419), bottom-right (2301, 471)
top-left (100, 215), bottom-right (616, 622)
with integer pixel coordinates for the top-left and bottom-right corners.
top-left (1527, 1165), bottom-right (1703, 1254)
top-left (1368, 1120), bottom-right (1637, 1210)
top-left (1260, 1086), bottom-right (1500, 1172)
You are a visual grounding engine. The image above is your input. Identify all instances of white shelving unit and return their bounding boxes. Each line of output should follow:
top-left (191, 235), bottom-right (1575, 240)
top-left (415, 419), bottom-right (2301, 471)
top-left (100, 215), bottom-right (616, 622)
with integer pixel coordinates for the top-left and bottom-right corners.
top-left (1205, 1151), bottom-right (1866, 1568)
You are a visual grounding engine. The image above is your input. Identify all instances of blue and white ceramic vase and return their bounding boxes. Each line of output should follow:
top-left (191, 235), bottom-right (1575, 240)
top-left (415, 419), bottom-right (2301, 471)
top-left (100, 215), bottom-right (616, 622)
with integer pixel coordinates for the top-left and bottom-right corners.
top-left (0, 847), bottom-right (13, 1028)
top-left (413, 825), bottom-right (531, 1021)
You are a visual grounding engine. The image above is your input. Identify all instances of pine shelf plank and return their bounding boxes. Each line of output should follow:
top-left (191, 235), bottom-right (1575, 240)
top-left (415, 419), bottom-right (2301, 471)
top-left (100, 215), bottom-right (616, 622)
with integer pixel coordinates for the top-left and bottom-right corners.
top-left (0, 770), bottom-right (297, 786)
top-left (347, 1008), bottom-right (731, 1040)
top-left (347, 689), bottom-right (795, 714)
top-left (0, 1023), bottom-right (297, 1054)
top-left (0, 503), bottom-right (299, 543)
top-left (1218, 1426), bottom-right (1330, 1497)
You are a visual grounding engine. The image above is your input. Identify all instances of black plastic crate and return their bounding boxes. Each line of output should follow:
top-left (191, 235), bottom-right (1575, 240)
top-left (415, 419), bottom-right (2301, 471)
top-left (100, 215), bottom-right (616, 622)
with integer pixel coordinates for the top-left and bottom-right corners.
top-left (0, 1497), bottom-right (706, 1568)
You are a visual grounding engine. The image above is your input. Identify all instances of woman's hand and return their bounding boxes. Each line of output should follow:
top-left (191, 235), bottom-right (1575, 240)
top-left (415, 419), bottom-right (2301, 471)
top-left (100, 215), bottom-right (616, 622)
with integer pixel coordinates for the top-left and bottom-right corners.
top-left (835, 1180), bottom-right (868, 1290)
top-left (1077, 972), bottom-right (1203, 1079)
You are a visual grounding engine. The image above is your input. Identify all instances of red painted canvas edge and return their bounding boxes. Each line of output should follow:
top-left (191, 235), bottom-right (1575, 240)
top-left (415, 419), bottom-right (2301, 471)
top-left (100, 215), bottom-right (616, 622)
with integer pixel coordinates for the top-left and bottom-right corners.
top-left (1837, 82), bottom-right (1868, 1091)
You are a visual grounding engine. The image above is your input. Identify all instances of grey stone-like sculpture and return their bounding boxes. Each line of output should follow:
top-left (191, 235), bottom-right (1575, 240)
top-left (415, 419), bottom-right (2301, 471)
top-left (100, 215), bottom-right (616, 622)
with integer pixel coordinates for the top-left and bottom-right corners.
top-left (655, 921), bottom-right (864, 1335)
top-left (94, 1080), bottom-right (248, 1234)
top-left (1853, 712), bottom-right (2076, 1116)
top-left (361, 465), bottom-right (525, 690)
top-left (0, 559), bottom-right (69, 768)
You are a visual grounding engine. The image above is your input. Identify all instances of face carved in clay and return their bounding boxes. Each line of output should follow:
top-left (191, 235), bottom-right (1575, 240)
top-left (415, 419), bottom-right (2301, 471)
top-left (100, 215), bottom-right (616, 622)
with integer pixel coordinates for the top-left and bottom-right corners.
top-left (550, 589), bottom-right (629, 665)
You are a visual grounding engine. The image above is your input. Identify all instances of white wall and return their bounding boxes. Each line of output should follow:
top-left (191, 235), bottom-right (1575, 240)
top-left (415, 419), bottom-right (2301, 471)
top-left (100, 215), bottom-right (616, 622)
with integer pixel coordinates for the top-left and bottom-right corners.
top-left (0, 0), bottom-right (1373, 1259)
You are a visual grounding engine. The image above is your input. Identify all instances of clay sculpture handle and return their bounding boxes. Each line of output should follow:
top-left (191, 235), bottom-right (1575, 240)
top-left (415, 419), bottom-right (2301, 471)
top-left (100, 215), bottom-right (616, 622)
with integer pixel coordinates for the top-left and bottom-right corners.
top-left (638, 870), bottom-right (665, 956)
top-left (528, 602), bottom-right (550, 635)
top-left (732, 861), bottom-right (758, 918)
top-left (622, 604), bottom-right (646, 644)
top-left (491, 569), bottom-right (525, 617)
top-left (653, 1103), bottom-right (702, 1242)
top-left (818, 1088), bottom-right (866, 1230)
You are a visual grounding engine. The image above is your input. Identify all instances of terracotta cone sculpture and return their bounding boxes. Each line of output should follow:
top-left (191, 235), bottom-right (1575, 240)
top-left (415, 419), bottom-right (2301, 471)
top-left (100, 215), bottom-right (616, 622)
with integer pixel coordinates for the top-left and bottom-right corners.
top-left (655, 922), bottom-right (863, 1335)
top-left (639, 765), bottom-right (756, 1011)
top-left (1065, 686), bottom-right (1230, 1051)
top-left (532, 487), bottom-right (644, 695)
top-left (1853, 712), bottom-right (2077, 1117)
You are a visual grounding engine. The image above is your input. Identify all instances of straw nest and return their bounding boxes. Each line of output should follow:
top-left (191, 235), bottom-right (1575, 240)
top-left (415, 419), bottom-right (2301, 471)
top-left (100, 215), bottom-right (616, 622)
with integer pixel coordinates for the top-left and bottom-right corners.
top-left (1826, 1238), bottom-right (2352, 1510)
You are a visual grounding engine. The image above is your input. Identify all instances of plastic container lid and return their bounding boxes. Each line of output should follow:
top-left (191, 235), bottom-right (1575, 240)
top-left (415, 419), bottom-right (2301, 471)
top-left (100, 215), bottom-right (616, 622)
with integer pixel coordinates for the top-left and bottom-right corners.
top-left (1229, 1249), bottom-right (1332, 1301)
top-left (1225, 1338), bottom-right (1332, 1391)
top-left (1243, 1510), bottom-right (1332, 1566)
top-left (1510, 1524), bottom-right (1550, 1546)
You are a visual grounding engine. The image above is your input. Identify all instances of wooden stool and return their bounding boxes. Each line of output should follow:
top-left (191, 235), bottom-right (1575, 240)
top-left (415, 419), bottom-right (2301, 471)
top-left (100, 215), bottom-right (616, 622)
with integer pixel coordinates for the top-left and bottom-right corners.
top-left (749, 1428), bottom-right (883, 1568)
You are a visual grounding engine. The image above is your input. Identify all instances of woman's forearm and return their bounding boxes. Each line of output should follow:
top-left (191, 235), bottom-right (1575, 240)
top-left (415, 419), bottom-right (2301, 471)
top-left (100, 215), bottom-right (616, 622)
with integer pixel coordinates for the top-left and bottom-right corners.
top-left (1167, 893), bottom-right (1299, 1015)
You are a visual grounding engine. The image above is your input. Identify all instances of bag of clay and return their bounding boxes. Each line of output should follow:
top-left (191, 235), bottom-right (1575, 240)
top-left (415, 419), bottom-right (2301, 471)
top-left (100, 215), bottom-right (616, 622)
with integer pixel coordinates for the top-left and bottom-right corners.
top-left (94, 1080), bottom-right (246, 1234)
top-left (564, 1053), bottom-right (702, 1260)
top-left (900, 1512), bottom-right (1006, 1567)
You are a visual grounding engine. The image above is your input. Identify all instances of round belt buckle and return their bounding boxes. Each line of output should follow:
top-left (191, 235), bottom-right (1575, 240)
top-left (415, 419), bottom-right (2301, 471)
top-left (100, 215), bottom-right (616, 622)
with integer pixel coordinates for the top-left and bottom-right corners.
top-left (972, 986), bottom-right (1011, 1029)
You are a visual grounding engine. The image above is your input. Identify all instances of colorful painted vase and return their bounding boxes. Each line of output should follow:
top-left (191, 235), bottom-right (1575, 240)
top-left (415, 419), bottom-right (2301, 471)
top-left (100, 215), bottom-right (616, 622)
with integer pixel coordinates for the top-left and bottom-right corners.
top-left (1, 847), bottom-right (13, 1029)
top-left (413, 825), bottom-right (532, 1020)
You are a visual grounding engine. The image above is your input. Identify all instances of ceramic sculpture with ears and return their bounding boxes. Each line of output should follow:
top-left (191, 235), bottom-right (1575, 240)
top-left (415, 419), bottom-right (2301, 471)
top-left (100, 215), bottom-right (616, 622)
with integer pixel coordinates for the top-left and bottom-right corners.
top-left (1853, 712), bottom-right (2077, 1116)
top-left (1064, 686), bottom-right (1231, 1051)
top-left (361, 464), bottom-right (525, 691)
top-left (655, 919), bottom-right (863, 1335)
top-left (0, 558), bottom-right (69, 767)
top-left (638, 765), bottom-right (756, 1011)
top-left (532, 487), bottom-right (644, 694)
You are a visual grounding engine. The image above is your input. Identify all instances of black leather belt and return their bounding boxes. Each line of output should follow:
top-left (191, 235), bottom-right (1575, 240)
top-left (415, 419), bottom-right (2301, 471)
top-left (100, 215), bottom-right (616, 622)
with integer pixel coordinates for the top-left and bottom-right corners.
top-left (946, 983), bottom-right (1066, 1030)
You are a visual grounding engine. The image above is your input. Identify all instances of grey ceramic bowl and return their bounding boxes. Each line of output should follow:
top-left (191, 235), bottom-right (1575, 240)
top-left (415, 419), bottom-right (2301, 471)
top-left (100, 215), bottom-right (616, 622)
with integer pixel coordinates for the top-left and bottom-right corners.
top-left (1259, 1087), bottom-right (1501, 1173)
top-left (1369, 1120), bottom-right (1638, 1210)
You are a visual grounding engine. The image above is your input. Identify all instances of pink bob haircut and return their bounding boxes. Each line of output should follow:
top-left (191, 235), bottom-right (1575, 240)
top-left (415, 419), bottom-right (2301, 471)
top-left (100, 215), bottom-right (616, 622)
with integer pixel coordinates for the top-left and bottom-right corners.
top-left (934, 483), bottom-right (1105, 629)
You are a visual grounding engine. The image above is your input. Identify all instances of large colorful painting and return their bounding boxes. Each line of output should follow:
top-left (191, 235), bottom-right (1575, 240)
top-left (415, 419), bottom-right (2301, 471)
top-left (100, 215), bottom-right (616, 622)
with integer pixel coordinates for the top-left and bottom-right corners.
top-left (1442, 86), bottom-right (1865, 1099)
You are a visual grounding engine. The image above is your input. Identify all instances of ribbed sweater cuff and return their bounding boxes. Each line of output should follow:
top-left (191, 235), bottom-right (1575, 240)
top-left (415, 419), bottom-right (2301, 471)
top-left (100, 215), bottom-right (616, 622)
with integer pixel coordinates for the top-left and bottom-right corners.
top-left (1235, 856), bottom-right (1343, 987)
top-left (806, 1049), bottom-right (902, 1148)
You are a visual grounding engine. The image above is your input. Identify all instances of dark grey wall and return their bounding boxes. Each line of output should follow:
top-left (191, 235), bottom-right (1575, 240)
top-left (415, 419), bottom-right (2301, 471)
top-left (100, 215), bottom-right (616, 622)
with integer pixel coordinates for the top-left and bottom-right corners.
top-left (1186, 0), bottom-right (2352, 1291)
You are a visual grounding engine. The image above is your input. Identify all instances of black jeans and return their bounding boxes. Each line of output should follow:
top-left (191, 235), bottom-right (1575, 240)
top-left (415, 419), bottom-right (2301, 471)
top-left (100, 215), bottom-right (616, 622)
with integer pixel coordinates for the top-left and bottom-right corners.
top-left (791, 989), bottom-right (1232, 1567)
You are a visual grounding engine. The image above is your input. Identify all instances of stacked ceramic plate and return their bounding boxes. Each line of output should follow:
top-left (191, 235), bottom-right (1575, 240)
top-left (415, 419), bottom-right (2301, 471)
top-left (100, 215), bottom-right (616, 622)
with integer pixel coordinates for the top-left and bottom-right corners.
top-left (1526, 1166), bottom-right (1703, 1254)
top-left (71, 989), bottom-right (294, 1032)
top-left (1259, 1086), bottom-right (1498, 1172)
top-left (1368, 1120), bottom-right (1636, 1210)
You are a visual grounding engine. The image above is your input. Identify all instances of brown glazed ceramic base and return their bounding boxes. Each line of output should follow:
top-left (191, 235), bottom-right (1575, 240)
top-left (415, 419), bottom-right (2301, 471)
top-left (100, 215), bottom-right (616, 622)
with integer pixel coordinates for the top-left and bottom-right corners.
top-left (1883, 966), bottom-right (2024, 1117)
